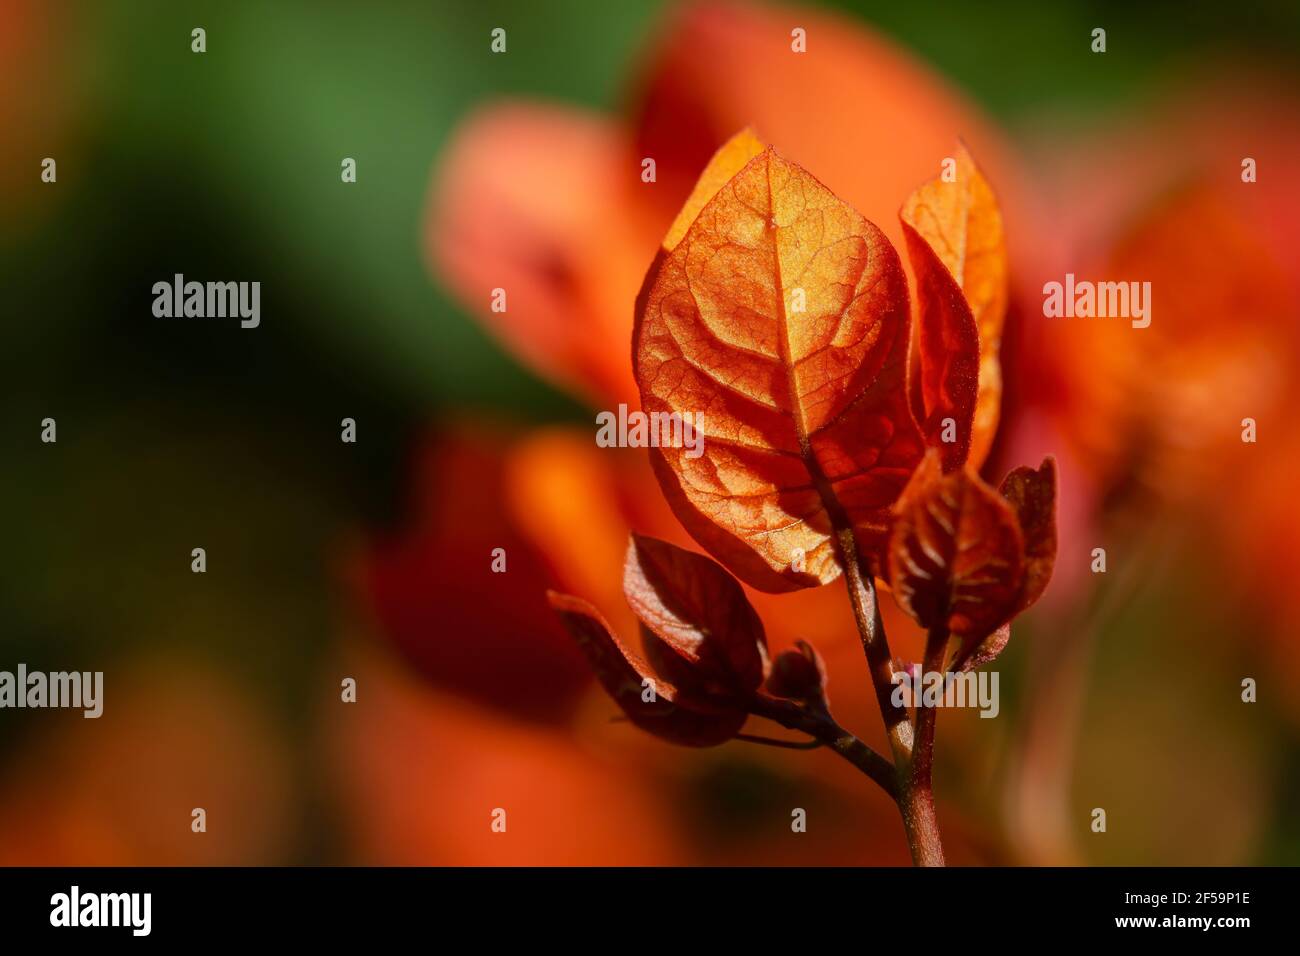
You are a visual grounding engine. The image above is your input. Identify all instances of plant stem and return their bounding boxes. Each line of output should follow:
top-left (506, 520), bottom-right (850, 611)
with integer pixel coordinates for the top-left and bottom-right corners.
top-left (748, 694), bottom-right (898, 798)
top-left (895, 781), bottom-right (946, 867)
top-left (902, 626), bottom-right (948, 867)
top-left (826, 729), bottom-right (901, 800)
top-left (836, 528), bottom-right (946, 866)
top-left (837, 529), bottom-right (913, 759)
top-left (910, 627), bottom-right (947, 789)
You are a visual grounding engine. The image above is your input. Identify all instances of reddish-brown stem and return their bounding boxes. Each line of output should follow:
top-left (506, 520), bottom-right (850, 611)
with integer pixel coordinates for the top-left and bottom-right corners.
top-left (767, 226), bottom-right (942, 859)
top-left (748, 693), bottom-right (898, 799)
top-left (900, 626), bottom-right (948, 866)
top-left (749, 556), bottom-right (946, 864)
top-left (911, 626), bottom-right (947, 790)
top-left (837, 530), bottom-right (913, 760)
top-left (838, 535), bottom-right (946, 867)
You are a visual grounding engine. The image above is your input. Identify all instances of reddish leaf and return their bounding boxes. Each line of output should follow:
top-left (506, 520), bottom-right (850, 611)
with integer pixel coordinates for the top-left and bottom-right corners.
top-left (635, 137), bottom-right (924, 592)
top-left (887, 450), bottom-right (1025, 643)
top-left (900, 144), bottom-right (1008, 469)
top-left (547, 591), bottom-right (747, 746)
top-left (999, 456), bottom-right (1058, 614)
top-left (623, 534), bottom-right (768, 693)
top-left (900, 221), bottom-right (978, 472)
top-left (638, 622), bottom-right (712, 699)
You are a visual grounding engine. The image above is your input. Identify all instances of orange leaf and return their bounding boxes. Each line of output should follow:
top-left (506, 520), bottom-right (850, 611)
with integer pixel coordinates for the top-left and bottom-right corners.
top-left (547, 591), bottom-right (747, 747)
top-left (900, 144), bottom-right (1007, 469)
top-left (887, 450), bottom-right (1025, 643)
top-left (623, 534), bottom-right (768, 694)
top-left (635, 140), bottom-right (924, 592)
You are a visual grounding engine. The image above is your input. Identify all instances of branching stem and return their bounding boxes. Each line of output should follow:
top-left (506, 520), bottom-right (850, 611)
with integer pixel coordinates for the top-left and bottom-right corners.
top-left (748, 694), bottom-right (898, 799)
top-left (835, 527), bottom-right (946, 867)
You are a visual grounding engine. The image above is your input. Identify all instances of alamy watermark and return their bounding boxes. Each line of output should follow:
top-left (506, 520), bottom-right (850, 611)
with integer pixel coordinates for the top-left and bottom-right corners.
top-left (1043, 273), bottom-right (1150, 328)
top-left (0, 665), bottom-right (103, 718)
top-left (152, 273), bottom-right (260, 328)
top-left (890, 668), bottom-right (999, 718)
top-left (595, 404), bottom-right (705, 459)
top-left (50, 886), bottom-right (150, 936)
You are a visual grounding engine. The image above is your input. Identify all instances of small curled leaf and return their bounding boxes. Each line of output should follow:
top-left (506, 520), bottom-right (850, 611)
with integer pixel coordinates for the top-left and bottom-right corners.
top-left (639, 622), bottom-right (714, 699)
top-left (623, 533), bottom-right (768, 694)
top-left (547, 591), bottom-right (747, 746)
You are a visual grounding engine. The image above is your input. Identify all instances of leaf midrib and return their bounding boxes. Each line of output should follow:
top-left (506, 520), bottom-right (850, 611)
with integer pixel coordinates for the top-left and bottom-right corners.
top-left (764, 152), bottom-right (859, 558)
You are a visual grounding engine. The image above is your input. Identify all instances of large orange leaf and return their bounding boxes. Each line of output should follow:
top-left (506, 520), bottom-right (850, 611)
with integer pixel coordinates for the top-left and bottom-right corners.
top-left (901, 144), bottom-right (1007, 469)
top-left (635, 137), bottom-right (925, 592)
top-left (887, 450), bottom-right (1024, 643)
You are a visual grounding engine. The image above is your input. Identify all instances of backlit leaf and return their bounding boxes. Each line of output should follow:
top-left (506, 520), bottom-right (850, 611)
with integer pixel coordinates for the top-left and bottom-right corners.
top-left (887, 450), bottom-right (1024, 642)
top-left (635, 142), bottom-right (924, 592)
top-left (900, 144), bottom-right (1007, 469)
